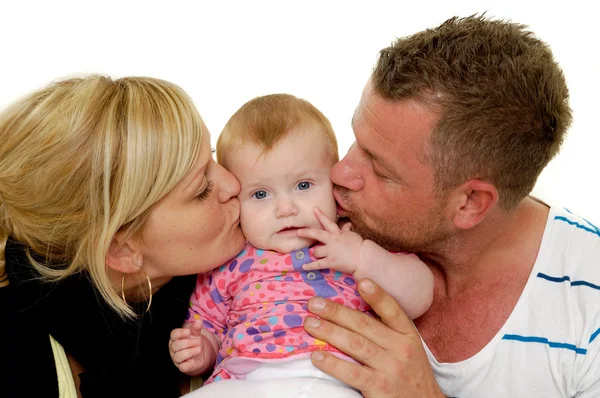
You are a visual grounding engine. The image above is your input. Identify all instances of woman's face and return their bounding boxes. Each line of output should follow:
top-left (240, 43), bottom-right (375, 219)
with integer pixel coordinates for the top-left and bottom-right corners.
top-left (139, 131), bottom-right (245, 280)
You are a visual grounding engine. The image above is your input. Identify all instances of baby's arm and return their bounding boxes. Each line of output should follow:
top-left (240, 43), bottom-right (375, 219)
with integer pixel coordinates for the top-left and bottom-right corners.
top-left (298, 208), bottom-right (433, 319)
top-left (169, 320), bottom-right (220, 376)
top-left (353, 240), bottom-right (433, 319)
top-left (171, 268), bottom-right (233, 375)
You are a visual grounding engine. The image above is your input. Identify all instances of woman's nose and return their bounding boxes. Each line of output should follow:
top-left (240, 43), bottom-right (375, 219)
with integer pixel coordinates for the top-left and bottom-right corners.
top-left (214, 162), bottom-right (241, 203)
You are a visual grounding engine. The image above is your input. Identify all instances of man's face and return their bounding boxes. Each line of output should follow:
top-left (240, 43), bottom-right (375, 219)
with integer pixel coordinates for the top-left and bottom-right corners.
top-left (331, 82), bottom-right (451, 253)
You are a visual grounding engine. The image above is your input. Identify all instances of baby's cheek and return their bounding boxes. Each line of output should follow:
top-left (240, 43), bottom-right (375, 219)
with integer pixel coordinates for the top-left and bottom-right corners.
top-left (239, 213), bottom-right (268, 248)
top-left (307, 218), bottom-right (326, 232)
top-left (239, 213), bottom-right (255, 238)
top-left (322, 196), bottom-right (338, 222)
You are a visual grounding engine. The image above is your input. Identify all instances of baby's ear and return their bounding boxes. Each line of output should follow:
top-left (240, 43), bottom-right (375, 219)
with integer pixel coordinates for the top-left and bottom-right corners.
top-left (105, 231), bottom-right (143, 274)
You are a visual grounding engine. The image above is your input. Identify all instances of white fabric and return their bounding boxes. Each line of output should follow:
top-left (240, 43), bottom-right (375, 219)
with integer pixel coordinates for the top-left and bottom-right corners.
top-left (243, 358), bottom-right (347, 385)
top-left (49, 335), bottom-right (78, 398)
top-left (184, 359), bottom-right (361, 398)
top-left (426, 206), bottom-right (600, 397)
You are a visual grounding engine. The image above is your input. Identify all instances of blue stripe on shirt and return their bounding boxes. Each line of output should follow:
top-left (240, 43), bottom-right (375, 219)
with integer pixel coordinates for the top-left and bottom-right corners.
top-left (564, 208), bottom-right (600, 232)
top-left (555, 216), bottom-right (600, 238)
top-left (502, 334), bottom-right (587, 355)
top-left (590, 328), bottom-right (600, 344)
top-left (537, 273), bottom-right (600, 291)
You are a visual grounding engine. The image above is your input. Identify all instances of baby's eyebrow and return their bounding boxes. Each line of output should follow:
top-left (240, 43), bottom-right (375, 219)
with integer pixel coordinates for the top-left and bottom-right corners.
top-left (241, 180), bottom-right (268, 192)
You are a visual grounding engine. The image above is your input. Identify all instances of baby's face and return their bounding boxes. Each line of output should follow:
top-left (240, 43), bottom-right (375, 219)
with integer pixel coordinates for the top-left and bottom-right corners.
top-left (226, 126), bottom-right (337, 253)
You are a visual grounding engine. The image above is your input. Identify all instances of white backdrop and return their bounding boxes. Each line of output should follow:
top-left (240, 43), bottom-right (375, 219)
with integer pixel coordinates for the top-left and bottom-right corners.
top-left (1, 1), bottom-right (598, 223)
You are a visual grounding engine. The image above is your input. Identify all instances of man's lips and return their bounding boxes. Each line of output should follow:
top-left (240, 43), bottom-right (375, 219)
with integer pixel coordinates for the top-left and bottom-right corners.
top-left (333, 189), bottom-right (348, 216)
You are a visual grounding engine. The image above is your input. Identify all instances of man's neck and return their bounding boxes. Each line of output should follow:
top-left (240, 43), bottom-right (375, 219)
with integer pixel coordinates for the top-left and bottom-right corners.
top-left (414, 198), bottom-right (551, 362)
top-left (422, 197), bottom-right (550, 299)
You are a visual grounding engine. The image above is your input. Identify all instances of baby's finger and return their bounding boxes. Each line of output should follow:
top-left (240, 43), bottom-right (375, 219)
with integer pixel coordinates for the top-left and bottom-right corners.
top-left (314, 207), bottom-right (340, 233)
top-left (170, 338), bottom-right (202, 354)
top-left (171, 345), bottom-right (202, 365)
top-left (302, 259), bottom-right (329, 271)
top-left (341, 222), bottom-right (353, 232)
top-left (178, 358), bottom-right (199, 373)
top-left (170, 327), bottom-right (191, 342)
top-left (297, 227), bottom-right (331, 244)
top-left (312, 245), bottom-right (328, 259)
top-left (189, 319), bottom-right (204, 337)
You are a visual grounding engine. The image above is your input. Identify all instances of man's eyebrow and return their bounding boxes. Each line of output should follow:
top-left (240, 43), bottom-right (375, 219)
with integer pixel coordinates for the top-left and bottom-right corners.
top-left (363, 146), bottom-right (394, 171)
top-left (351, 113), bottom-right (395, 172)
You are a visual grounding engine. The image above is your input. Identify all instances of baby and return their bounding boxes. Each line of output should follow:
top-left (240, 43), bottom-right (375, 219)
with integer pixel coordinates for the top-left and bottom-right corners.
top-left (169, 94), bottom-right (434, 395)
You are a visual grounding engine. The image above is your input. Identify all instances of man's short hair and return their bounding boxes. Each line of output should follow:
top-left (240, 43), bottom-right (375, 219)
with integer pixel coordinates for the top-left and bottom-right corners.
top-left (373, 15), bottom-right (572, 209)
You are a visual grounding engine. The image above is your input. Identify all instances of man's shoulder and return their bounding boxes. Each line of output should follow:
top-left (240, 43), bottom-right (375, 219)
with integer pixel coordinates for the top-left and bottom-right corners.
top-left (543, 206), bottom-right (600, 256)
top-left (535, 206), bottom-right (600, 303)
top-left (535, 206), bottom-right (600, 322)
top-left (550, 207), bottom-right (600, 235)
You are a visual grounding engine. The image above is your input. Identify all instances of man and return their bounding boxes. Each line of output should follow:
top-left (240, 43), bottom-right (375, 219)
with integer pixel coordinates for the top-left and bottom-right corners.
top-left (303, 15), bottom-right (600, 397)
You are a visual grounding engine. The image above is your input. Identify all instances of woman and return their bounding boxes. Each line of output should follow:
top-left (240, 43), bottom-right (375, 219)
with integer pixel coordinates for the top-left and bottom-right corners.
top-left (0, 76), bottom-right (246, 397)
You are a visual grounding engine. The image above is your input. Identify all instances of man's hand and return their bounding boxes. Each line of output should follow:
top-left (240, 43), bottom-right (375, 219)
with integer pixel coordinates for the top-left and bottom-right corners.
top-left (303, 279), bottom-right (444, 398)
top-left (297, 207), bottom-right (363, 274)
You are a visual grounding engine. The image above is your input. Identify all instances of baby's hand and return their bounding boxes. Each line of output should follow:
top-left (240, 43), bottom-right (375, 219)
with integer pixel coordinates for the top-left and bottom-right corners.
top-left (297, 207), bottom-right (363, 274)
top-left (169, 320), bottom-right (215, 376)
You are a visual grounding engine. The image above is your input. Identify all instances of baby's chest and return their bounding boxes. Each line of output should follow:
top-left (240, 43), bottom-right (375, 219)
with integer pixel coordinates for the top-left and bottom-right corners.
top-left (227, 264), bottom-right (363, 309)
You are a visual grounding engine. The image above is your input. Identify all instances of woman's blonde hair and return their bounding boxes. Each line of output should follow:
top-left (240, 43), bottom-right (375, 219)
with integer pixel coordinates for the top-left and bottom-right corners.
top-left (0, 75), bottom-right (204, 317)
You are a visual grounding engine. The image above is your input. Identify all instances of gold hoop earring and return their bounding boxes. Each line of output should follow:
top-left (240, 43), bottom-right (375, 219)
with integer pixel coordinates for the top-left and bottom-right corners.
top-left (121, 270), bottom-right (153, 314)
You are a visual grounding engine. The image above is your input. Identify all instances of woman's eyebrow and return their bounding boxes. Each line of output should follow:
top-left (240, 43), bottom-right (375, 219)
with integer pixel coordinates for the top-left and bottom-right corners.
top-left (184, 165), bottom-right (206, 193)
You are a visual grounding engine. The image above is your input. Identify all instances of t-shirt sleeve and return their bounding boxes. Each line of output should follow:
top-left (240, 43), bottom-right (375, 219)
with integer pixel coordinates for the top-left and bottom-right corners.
top-left (570, 219), bottom-right (600, 395)
top-left (576, 333), bottom-right (600, 395)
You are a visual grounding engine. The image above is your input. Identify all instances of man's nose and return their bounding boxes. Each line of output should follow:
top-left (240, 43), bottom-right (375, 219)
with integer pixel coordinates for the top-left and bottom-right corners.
top-left (331, 145), bottom-right (364, 192)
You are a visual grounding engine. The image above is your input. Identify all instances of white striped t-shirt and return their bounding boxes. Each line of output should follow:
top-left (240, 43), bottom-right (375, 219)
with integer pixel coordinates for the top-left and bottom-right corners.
top-left (424, 206), bottom-right (600, 397)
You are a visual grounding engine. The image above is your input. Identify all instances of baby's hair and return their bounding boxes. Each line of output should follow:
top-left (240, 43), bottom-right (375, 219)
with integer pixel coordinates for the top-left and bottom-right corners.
top-left (217, 94), bottom-right (338, 167)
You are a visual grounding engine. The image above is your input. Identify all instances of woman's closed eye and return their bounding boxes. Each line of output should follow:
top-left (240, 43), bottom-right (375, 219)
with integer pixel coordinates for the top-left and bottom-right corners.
top-left (195, 180), bottom-right (214, 201)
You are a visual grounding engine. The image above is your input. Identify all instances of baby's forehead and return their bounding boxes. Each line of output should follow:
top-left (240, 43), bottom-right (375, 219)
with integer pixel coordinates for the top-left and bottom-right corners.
top-left (238, 159), bottom-right (328, 183)
top-left (235, 154), bottom-right (333, 190)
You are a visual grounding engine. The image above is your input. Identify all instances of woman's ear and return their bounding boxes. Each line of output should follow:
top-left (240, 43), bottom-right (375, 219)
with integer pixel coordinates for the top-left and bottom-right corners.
top-left (105, 232), bottom-right (143, 274)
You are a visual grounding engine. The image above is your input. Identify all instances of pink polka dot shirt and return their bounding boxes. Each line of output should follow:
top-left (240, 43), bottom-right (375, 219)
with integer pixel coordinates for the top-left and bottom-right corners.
top-left (187, 243), bottom-right (371, 383)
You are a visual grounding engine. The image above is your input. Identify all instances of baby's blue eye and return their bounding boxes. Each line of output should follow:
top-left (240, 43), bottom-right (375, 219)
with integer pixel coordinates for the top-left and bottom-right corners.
top-left (253, 190), bottom-right (269, 199)
top-left (297, 181), bottom-right (311, 191)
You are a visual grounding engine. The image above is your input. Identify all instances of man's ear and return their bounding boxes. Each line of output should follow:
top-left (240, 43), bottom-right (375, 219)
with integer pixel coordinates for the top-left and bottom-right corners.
top-left (105, 231), bottom-right (143, 274)
top-left (449, 179), bottom-right (499, 230)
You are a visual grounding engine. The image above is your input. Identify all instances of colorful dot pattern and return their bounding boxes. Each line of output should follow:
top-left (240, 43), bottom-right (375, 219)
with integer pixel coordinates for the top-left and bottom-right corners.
top-left (186, 243), bottom-right (371, 383)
